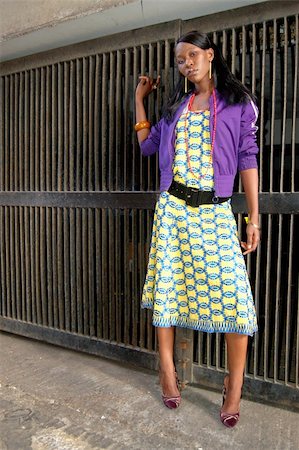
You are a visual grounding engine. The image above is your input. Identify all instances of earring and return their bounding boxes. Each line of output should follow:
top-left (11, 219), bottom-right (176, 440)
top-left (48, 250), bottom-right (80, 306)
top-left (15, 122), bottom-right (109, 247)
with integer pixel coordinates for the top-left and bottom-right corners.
top-left (209, 61), bottom-right (212, 79)
top-left (184, 77), bottom-right (188, 93)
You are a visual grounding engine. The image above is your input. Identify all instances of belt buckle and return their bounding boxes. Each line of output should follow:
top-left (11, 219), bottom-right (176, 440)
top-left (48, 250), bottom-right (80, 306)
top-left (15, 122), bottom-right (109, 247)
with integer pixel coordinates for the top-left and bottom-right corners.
top-left (186, 188), bottom-right (198, 207)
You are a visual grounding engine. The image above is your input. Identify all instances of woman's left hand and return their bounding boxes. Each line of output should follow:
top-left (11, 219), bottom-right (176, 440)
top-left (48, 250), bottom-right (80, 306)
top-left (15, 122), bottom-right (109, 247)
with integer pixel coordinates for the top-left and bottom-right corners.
top-left (241, 224), bottom-right (260, 255)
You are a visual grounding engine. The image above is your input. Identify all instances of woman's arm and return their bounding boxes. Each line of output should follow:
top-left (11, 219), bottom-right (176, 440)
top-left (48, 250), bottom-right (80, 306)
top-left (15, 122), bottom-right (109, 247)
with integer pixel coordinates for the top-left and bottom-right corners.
top-left (135, 76), bottom-right (160, 144)
top-left (240, 168), bottom-right (260, 255)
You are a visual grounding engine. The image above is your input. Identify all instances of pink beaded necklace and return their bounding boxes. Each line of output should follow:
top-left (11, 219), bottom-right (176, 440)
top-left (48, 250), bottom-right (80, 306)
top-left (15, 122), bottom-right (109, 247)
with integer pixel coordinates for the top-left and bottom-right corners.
top-left (185, 89), bottom-right (217, 180)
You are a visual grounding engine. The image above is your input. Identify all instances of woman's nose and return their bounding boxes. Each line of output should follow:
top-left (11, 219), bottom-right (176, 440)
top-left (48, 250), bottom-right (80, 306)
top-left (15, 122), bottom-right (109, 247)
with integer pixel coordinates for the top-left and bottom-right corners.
top-left (185, 58), bottom-right (193, 68)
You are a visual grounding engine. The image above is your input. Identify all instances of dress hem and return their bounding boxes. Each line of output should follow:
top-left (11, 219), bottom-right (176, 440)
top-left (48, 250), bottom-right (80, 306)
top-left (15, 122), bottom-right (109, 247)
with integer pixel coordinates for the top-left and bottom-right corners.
top-left (141, 303), bottom-right (258, 336)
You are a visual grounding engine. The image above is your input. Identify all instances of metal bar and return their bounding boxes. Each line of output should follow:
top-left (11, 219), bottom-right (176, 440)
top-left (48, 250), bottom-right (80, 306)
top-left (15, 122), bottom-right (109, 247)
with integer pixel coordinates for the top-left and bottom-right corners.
top-left (259, 22), bottom-right (266, 192)
top-left (291, 15), bottom-right (298, 193)
top-left (75, 208), bottom-right (83, 334)
top-left (35, 69), bottom-right (40, 191)
top-left (139, 209), bottom-right (145, 349)
top-left (29, 70), bottom-right (35, 191)
top-left (46, 207), bottom-right (53, 327)
top-left (57, 63), bottom-right (63, 191)
top-left (64, 62), bottom-right (70, 191)
top-left (115, 50), bottom-right (121, 191)
top-left (251, 23), bottom-right (256, 94)
top-left (132, 46), bottom-right (138, 191)
top-left (40, 67), bottom-right (46, 191)
top-left (14, 74), bottom-right (19, 191)
top-left (285, 215), bottom-right (293, 385)
top-left (132, 209), bottom-right (138, 346)
top-left (88, 56), bottom-right (95, 191)
top-left (88, 208), bottom-right (95, 336)
top-left (156, 41), bottom-right (162, 190)
top-left (101, 54), bottom-right (108, 191)
top-left (124, 209), bottom-right (130, 344)
top-left (45, 67), bottom-right (51, 192)
top-left (40, 206), bottom-right (48, 325)
top-left (57, 208), bottom-right (65, 328)
top-left (231, 28), bottom-right (236, 75)
top-left (16, 208), bottom-right (23, 319)
top-left (0, 76), bottom-right (4, 190)
top-left (273, 214), bottom-right (283, 382)
top-left (280, 17), bottom-right (288, 192)
top-left (264, 214), bottom-right (272, 380)
top-left (63, 208), bottom-right (71, 331)
top-left (140, 45), bottom-right (146, 191)
top-left (115, 209), bottom-right (121, 343)
top-left (69, 61), bottom-right (75, 192)
top-left (35, 207), bottom-right (42, 324)
top-left (19, 72), bottom-right (24, 191)
top-left (9, 74), bottom-right (14, 191)
top-left (94, 55), bottom-right (101, 191)
top-left (51, 64), bottom-right (57, 191)
top-left (270, 19), bottom-right (277, 193)
top-left (24, 72), bottom-right (29, 191)
top-left (109, 52), bottom-right (115, 191)
top-left (82, 57), bottom-right (88, 191)
top-left (5, 207), bottom-right (11, 316)
top-left (9, 207), bottom-right (16, 318)
top-left (95, 209), bottom-right (102, 338)
top-left (4, 76), bottom-right (9, 191)
top-left (29, 207), bottom-right (36, 323)
top-left (108, 209), bottom-right (116, 341)
top-left (253, 213), bottom-right (262, 378)
top-left (124, 48), bottom-right (130, 191)
top-left (69, 207), bottom-right (77, 332)
top-left (82, 208), bottom-right (89, 334)
top-left (0, 207), bottom-right (6, 316)
top-left (101, 209), bottom-right (108, 340)
top-left (76, 59), bottom-right (82, 191)
top-left (52, 208), bottom-right (58, 328)
top-left (148, 43), bottom-right (154, 191)
top-left (24, 207), bottom-right (31, 322)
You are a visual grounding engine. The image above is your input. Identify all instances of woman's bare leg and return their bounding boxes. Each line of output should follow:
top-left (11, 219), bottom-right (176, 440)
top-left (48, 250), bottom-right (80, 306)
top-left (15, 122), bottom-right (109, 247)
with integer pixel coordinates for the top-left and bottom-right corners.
top-left (223, 333), bottom-right (248, 412)
top-left (157, 327), bottom-right (180, 397)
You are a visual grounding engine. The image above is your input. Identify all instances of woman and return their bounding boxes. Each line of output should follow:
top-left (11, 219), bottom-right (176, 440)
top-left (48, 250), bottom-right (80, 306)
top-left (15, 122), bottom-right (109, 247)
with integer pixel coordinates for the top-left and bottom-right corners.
top-left (135, 30), bottom-right (260, 428)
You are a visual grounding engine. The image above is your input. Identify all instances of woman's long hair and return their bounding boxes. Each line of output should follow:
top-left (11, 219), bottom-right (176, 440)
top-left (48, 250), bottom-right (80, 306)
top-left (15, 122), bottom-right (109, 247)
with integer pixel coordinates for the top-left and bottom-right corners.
top-left (163, 30), bottom-right (256, 121)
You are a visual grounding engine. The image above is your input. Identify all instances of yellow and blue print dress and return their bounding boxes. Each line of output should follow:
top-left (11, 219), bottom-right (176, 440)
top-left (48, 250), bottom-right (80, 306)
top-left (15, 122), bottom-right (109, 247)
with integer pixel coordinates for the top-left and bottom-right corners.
top-left (141, 108), bottom-right (258, 336)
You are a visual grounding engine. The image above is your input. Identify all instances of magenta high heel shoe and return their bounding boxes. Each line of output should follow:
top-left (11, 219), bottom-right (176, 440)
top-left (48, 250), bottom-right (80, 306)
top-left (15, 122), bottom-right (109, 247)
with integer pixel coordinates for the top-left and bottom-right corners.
top-left (220, 376), bottom-right (241, 428)
top-left (160, 371), bottom-right (181, 409)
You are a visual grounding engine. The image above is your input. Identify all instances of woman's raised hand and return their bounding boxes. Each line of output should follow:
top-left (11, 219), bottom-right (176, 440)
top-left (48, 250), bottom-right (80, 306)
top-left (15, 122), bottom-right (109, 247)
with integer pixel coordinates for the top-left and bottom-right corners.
top-left (135, 75), bottom-right (161, 100)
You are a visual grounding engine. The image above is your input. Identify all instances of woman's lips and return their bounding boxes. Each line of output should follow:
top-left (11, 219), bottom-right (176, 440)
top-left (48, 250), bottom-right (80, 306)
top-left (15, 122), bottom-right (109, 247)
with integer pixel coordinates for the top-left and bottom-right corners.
top-left (187, 69), bottom-right (198, 77)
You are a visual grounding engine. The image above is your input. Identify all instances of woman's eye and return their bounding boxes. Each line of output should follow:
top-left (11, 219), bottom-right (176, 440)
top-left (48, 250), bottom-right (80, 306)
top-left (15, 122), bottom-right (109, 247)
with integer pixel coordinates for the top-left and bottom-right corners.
top-left (177, 60), bottom-right (184, 65)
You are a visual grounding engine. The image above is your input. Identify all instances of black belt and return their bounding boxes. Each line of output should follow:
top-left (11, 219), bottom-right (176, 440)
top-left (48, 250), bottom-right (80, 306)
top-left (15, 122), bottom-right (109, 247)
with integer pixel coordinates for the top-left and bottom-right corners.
top-left (168, 180), bottom-right (230, 207)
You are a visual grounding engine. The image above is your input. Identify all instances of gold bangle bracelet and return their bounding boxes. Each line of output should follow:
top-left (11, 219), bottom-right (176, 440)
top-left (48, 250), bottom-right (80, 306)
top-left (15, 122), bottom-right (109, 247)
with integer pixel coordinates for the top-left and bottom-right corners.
top-left (244, 216), bottom-right (260, 230)
top-left (134, 121), bottom-right (151, 131)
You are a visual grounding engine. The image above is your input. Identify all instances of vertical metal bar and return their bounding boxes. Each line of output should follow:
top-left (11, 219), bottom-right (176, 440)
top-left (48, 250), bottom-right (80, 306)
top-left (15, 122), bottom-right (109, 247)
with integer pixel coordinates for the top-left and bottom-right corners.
top-left (124, 210), bottom-right (130, 344)
top-left (14, 207), bottom-right (22, 319)
top-left (115, 50), bottom-right (122, 191)
top-left (14, 74), bottom-right (19, 191)
top-left (64, 207), bottom-right (70, 331)
top-left (285, 215), bottom-right (293, 385)
top-left (132, 46), bottom-right (138, 190)
top-left (0, 207), bottom-right (6, 316)
top-left (52, 207), bottom-right (58, 328)
top-left (109, 52), bottom-right (115, 191)
top-left (24, 72), bottom-right (29, 191)
top-left (9, 207), bottom-right (16, 318)
top-left (76, 208), bottom-right (83, 334)
top-left (280, 17), bottom-right (288, 192)
top-left (24, 207), bottom-right (32, 322)
top-left (88, 208), bottom-right (95, 336)
top-left (131, 209), bottom-right (138, 346)
top-left (40, 206), bottom-right (48, 325)
top-left (57, 63), bottom-right (63, 191)
top-left (156, 41), bottom-right (162, 190)
top-left (146, 208), bottom-right (153, 352)
top-left (35, 69), bottom-right (40, 191)
top-left (264, 214), bottom-right (272, 380)
top-left (231, 28), bottom-right (236, 75)
top-left (19, 72), bottom-right (24, 191)
top-left (140, 45), bottom-right (146, 191)
top-left (88, 56), bottom-right (95, 191)
top-left (101, 209), bottom-right (108, 340)
top-left (30, 207), bottom-right (36, 323)
top-left (40, 67), bottom-right (46, 192)
top-left (270, 19), bottom-right (277, 193)
top-left (82, 57), bottom-right (88, 191)
top-left (82, 208), bottom-right (89, 335)
top-left (57, 208), bottom-right (65, 329)
top-left (46, 67), bottom-right (51, 191)
top-left (148, 43), bottom-right (154, 191)
top-left (252, 23), bottom-right (257, 94)
top-left (139, 209), bottom-right (145, 349)
top-left (253, 214), bottom-right (261, 378)
top-left (5, 207), bottom-right (11, 317)
top-left (95, 209), bottom-right (102, 338)
top-left (222, 29), bottom-right (227, 59)
top-left (291, 15), bottom-right (298, 193)
top-left (9, 74), bottom-right (14, 191)
top-left (69, 61), bottom-right (75, 192)
top-left (4, 76), bottom-right (9, 191)
top-left (30, 70), bottom-right (35, 191)
top-left (35, 207), bottom-right (41, 324)
top-left (124, 48), bottom-right (130, 191)
top-left (94, 55), bottom-right (101, 191)
top-left (64, 61), bottom-right (70, 191)
top-left (101, 53), bottom-right (108, 192)
top-left (0, 76), bottom-right (4, 191)
top-left (259, 22), bottom-right (266, 192)
top-left (108, 209), bottom-right (116, 341)
top-left (46, 207), bottom-right (54, 327)
top-left (76, 59), bottom-right (82, 191)
top-left (273, 214), bottom-right (282, 382)
top-left (52, 65), bottom-right (57, 191)
top-left (69, 207), bottom-right (77, 332)
top-left (115, 208), bottom-right (121, 343)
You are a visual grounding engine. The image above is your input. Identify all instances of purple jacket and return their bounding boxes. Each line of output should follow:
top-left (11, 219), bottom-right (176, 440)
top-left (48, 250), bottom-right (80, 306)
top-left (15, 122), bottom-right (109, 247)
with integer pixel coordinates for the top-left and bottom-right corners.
top-left (140, 89), bottom-right (259, 197)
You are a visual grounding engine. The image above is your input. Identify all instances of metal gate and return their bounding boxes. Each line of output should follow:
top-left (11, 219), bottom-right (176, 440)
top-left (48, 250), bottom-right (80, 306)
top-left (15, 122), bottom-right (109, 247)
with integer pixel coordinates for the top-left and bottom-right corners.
top-left (0, 1), bottom-right (298, 409)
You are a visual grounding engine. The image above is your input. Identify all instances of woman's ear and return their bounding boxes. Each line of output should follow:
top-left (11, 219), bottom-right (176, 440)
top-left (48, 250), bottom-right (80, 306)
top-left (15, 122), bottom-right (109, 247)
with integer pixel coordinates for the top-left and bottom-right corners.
top-left (207, 48), bottom-right (214, 62)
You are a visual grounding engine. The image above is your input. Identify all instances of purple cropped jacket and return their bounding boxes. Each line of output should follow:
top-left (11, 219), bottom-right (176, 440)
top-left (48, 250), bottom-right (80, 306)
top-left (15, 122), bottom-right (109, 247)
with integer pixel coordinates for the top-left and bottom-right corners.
top-left (140, 89), bottom-right (259, 197)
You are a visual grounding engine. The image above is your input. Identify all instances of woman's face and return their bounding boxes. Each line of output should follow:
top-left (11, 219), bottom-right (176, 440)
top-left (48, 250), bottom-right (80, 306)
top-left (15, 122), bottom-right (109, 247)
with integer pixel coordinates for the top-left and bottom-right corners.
top-left (175, 42), bottom-right (214, 84)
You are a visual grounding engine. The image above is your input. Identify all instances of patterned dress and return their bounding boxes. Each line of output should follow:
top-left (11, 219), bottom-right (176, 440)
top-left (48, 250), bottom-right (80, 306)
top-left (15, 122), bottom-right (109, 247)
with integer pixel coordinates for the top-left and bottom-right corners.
top-left (141, 107), bottom-right (258, 336)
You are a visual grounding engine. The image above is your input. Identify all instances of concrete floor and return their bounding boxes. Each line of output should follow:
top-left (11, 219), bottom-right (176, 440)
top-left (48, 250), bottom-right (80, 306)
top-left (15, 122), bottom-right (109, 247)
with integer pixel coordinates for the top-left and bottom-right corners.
top-left (0, 332), bottom-right (298, 450)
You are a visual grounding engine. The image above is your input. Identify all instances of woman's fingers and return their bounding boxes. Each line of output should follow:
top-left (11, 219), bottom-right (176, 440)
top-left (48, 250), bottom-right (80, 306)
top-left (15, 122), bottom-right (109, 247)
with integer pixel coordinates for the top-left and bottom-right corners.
top-left (241, 228), bottom-right (260, 255)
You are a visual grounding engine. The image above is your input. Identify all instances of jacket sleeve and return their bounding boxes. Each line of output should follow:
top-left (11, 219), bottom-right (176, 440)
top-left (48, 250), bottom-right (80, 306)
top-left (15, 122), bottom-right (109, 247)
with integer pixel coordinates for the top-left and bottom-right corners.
top-left (238, 100), bottom-right (259, 171)
top-left (139, 119), bottom-right (162, 156)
